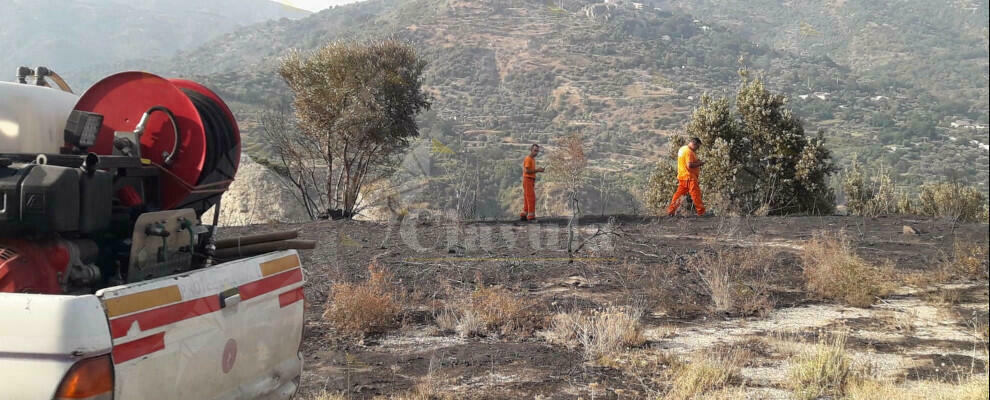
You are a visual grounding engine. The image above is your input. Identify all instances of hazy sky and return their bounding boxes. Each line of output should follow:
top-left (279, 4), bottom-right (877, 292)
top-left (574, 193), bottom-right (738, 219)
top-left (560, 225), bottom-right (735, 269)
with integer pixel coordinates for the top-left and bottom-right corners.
top-left (276, 0), bottom-right (360, 11)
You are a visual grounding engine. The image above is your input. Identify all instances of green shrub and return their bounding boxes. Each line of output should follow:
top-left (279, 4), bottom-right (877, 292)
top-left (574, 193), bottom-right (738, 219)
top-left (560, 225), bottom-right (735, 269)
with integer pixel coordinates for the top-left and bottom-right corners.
top-left (914, 181), bottom-right (988, 222)
top-left (841, 159), bottom-right (899, 216)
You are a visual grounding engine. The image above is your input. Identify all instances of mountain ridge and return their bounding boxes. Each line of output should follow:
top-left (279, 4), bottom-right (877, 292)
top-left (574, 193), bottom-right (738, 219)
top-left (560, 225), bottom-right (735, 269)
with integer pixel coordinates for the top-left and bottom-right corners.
top-left (1, 0), bottom-right (310, 89)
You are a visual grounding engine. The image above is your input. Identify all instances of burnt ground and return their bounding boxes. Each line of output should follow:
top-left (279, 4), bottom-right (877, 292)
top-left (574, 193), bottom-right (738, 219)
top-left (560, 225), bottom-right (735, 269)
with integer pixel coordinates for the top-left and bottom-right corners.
top-left (219, 215), bottom-right (989, 399)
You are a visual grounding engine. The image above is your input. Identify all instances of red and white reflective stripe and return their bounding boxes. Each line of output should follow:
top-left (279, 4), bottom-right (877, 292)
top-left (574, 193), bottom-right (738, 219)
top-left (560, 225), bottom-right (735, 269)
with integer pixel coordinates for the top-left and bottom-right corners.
top-left (241, 268), bottom-right (303, 300)
top-left (278, 287), bottom-right (304, 308)
top-left (112, 332), bottom-right (165, 364)
top-left (109, 296), bottom-right (220, 339)
top-left (106, 257), bottom-right (303, 364)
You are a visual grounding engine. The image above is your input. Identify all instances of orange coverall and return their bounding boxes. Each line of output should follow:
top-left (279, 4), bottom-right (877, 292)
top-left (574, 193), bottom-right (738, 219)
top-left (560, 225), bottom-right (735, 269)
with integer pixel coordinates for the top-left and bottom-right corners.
top-left (667, 145), bottom-right (706, 216)
top-left (520, 155), bottom-right (537, 220)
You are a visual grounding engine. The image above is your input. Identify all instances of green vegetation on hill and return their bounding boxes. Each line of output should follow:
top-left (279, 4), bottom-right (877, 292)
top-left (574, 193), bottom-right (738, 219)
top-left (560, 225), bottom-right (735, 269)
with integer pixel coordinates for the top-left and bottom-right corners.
top-left (662, 0), bottom-right (990, 119)
top-left (149, 0), bottom-right (987, 217)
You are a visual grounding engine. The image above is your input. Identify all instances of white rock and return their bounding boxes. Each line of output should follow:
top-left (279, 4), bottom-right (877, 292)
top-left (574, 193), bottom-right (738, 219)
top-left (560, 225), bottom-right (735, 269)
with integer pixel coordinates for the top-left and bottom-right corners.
top-left (201, 153), bottom-right (310, 226)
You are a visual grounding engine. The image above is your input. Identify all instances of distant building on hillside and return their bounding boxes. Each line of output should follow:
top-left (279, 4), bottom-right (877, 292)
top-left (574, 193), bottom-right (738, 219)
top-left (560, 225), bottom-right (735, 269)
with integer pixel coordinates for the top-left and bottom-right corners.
top-left (950, 119), bottom-right (988, 130)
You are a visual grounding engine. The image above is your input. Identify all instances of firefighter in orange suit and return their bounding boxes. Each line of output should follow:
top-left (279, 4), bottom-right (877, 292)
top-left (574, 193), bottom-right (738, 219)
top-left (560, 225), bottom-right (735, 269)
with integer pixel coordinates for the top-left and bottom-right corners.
top-left (667, 137), bottom-right (707, 216)
top-left (520, 144), bottom-right (545, 221)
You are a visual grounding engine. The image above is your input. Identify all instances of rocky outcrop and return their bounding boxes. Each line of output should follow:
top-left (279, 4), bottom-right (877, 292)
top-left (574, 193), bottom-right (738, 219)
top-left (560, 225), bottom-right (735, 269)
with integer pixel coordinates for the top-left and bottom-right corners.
top-left (201, 154), bottom-right (311, 226)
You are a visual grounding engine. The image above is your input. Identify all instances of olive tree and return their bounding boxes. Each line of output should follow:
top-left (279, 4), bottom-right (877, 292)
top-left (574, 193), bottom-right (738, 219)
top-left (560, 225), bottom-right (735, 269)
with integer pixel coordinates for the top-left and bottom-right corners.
top-left (277, 40), bottom-right (430, 218)
top-left (647, 76), bottom-right (836, 215)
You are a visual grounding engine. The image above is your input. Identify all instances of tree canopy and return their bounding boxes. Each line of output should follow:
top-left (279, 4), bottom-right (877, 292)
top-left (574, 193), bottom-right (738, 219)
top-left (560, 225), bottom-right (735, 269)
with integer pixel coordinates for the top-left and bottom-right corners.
top-left (278, 39), bottom-right (431, 217)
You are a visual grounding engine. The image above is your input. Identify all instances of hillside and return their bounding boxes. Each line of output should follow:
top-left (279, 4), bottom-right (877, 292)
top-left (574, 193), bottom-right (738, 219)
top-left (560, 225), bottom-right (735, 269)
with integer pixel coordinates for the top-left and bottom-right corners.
top-left (145, 0), bottom-right (988, 217)
top-left (0, 0), bottom-right (309, 89)
top-left (660, 0), bottom-right (990, 119)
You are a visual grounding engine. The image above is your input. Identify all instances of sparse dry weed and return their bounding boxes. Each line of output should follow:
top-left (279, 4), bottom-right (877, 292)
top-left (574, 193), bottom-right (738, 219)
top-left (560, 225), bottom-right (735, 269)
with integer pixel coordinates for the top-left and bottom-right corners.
top-left (923, 286), bottom-right (963, 307)
top-left (543, 306), bottom-right (646, 359)
top-left (665, 350), bottom-right (743, 400)
top-left (801, 231), bottom-right (893, 307)
top-left (874, 309), bottom-right (917, 334)
top-left (433, 306), bottom-right (460, 333)
top-left (370, 378), bottom-right (456, 400)
top-left (304, 391), bottom-right (346, 400)
top-left (690, 244), bottom-right (776, 316)
top-left (846, 376), bottom-right (989, 400)
top-left (436, 285), bottom-right (542, 338)
top-left (596, 349), bottom-right (675, 388)
top-left (323, 263), bottom-right (402, 336)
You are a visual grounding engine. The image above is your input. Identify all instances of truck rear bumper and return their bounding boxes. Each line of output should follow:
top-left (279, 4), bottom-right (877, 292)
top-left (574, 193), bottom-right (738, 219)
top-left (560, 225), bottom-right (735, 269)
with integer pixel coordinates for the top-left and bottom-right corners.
top-left (217, 351), bottom-right (303, 400)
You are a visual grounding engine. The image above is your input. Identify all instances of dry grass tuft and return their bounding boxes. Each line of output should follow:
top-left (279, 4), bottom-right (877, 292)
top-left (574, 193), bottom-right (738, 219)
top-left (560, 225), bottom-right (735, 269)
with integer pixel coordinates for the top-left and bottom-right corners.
top-left (666, 350), bottom-right (743, 400)
top-left (323, 263), bottom-right (402, 336)
top-left (846, 376), bottom-right (989, 400)
top-left (433, 306), bottom-right (460, 334)
top-left (874, 309), bottom-right (917, 334)
top-left (690, 245), bottom-right (776, 316)
top-left (801, 231), bottom-right (893, 307)
top-left (787, 332), bottom-right (852, 400)
top-left (923, 287), bottom-right (963, 307)
top-left (371, 382), bottom-right (456, 400)
top-left (468, 285), bottom-right (531, 330)
top-left (436, 285), bottom-right (542, 338)
top-left (304, 391), bottom-right (346, 400)
top-left (543, 306), bottom-right (646, 359)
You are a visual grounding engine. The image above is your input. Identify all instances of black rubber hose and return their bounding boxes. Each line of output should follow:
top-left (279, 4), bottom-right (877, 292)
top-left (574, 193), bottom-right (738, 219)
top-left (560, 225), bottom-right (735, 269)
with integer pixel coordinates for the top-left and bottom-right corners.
top-left (180, 89), bottom-right (238, 185)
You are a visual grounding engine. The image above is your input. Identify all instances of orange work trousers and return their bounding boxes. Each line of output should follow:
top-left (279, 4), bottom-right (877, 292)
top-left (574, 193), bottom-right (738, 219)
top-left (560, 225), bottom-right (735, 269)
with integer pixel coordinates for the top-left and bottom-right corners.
top-left (667, 179), bottom-right (705, 216)
top-left (520, 177), bottom-right (536, 220)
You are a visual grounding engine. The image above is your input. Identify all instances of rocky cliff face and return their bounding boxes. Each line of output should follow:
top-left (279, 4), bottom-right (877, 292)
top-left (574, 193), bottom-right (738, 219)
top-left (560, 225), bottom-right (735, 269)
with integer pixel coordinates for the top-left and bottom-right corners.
top-left (202, 154), bottom-right (311, 226)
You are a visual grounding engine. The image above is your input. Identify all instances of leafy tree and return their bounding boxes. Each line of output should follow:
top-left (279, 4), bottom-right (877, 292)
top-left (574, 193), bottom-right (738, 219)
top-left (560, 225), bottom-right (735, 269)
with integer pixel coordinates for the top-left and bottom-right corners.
top-left (647, 76), bottom-right (836, 215)
top-left (278, 40), bottom-right (430, 217)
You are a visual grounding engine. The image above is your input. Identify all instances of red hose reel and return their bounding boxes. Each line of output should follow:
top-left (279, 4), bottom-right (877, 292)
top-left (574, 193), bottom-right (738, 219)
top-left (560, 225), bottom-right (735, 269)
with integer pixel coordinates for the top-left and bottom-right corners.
top-left (72, 72), bottom-right (240, 211)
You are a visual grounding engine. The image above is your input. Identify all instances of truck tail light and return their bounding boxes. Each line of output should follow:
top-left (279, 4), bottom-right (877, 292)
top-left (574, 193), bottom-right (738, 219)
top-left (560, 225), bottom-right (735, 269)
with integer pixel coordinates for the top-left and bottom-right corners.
top-left (54, 355), bottom-right (113, 400)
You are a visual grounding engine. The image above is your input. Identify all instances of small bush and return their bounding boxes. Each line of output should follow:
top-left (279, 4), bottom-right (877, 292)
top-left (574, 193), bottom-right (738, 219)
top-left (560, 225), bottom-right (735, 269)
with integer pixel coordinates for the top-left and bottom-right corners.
top-left (914, 181), bottom-right (988, 222)
top-left (323, 263), bottom-right (402, 336)
top-left (942, 241), bottom-right (989, 280)
top-left (543, 307), bottom-right (646, 359)
top-left (667, 351), bottom-right (742, 400)
top-left (788, 332), bottom-right (852, 400)
top-left (801, 231), bottom-right (893, 307)
top-left (841, 160), bottom-right (899, 217)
